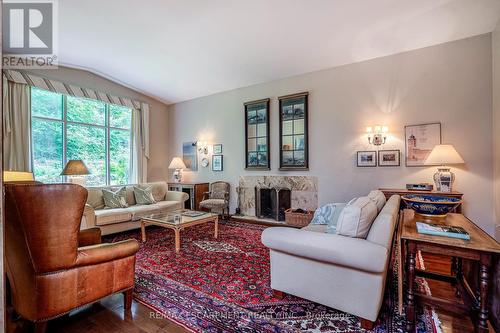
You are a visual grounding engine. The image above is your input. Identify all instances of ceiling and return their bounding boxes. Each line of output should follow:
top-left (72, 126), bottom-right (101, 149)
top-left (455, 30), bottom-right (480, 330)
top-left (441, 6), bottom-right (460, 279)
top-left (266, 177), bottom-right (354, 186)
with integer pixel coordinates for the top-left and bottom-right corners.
top-left (59, 0), bottom-right (500, 104)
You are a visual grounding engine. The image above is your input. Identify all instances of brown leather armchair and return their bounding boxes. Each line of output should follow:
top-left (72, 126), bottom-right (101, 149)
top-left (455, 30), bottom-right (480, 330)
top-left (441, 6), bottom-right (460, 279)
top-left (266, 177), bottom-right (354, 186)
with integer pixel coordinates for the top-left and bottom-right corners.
top-left (4, 184), bottom-right (140, 333)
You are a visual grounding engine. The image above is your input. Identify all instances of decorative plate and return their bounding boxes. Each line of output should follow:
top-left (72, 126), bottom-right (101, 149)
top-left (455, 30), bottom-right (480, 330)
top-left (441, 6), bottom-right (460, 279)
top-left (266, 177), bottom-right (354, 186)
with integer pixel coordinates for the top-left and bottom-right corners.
top-left (201, 157), bottom-right (209, 167)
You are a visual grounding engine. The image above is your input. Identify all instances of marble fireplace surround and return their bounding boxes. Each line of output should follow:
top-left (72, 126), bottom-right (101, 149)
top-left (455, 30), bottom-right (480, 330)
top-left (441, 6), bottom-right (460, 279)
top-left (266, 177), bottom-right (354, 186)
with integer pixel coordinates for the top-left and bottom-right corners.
top-left (238, 176), bottom-right (318, 217)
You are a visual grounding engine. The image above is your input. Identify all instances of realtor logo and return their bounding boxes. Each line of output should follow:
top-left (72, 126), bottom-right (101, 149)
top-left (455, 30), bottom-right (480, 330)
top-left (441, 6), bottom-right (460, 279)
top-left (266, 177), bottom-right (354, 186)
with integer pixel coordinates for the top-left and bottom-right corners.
top-left (2, 0), bottom-right (58, 68)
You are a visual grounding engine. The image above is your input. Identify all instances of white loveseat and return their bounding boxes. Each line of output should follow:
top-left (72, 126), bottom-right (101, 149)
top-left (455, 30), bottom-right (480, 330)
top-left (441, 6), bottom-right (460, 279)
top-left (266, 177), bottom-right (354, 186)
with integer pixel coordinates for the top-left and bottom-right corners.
top-left (81, 181), bottom-right (189, 235)
top-left (261, 194), bottom-right (400, 326)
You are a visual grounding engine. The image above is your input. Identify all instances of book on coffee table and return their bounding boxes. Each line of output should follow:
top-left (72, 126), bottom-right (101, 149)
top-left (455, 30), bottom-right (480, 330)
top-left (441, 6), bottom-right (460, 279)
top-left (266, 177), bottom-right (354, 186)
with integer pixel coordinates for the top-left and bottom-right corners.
top-left (181, 210), bottom-right (207, 217)
top-left (416, 221), bottom-right (470, 240)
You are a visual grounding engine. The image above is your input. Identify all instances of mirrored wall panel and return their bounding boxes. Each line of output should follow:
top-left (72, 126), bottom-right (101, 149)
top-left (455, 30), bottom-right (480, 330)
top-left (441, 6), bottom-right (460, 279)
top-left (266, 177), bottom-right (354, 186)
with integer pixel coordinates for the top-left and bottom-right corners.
top-left (279, 92), bottom-right (308, 170)
top-left (245, 98), bottom-right (270, 169)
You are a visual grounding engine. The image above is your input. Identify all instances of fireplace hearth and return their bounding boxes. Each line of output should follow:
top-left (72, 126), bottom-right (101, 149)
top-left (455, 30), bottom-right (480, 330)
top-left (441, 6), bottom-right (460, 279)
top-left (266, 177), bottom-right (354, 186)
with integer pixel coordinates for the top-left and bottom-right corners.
top-left (255, 186), bottom-right (291, 221)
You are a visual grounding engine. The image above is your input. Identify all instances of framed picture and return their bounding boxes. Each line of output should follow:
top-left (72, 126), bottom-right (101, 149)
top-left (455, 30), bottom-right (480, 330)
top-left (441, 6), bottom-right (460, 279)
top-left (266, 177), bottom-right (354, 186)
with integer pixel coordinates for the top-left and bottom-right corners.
top-left (357, 151), bottom-right (377, 167)
top-left (405, 123), bottom-right (441, 166)
top-left (378, 150), bottom-right (400, 167)
top-left (213, 144), bottom-right (222, 154)
top-left (212, 155), bottom-right (223, 171)
top-left (182, 141), bottom-right (198, 171)
top-left (278, 92), bottom-right (309, 170)
top-left (245, 98), bottom-right (270, 170)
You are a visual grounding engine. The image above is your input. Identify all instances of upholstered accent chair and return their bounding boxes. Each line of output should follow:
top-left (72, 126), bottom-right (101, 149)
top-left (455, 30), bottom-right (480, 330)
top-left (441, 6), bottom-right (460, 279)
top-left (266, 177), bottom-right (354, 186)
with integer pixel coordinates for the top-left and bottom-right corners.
top-left (4, 184), bottom-right (140, 333)
top-left (199, 181), bottom-right (230, 219)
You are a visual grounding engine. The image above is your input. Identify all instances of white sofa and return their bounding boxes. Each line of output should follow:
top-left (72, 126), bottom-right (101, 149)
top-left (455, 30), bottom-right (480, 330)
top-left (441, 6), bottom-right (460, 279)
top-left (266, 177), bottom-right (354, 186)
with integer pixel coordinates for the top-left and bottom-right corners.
top-left (81, 181), bottom-right (189, 235)
top-left (261, 194), bottom-right (400, 327)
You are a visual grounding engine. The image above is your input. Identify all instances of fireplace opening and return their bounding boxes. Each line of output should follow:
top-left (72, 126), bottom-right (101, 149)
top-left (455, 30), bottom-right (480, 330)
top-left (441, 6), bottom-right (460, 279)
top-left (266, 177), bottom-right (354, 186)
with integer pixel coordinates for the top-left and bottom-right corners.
top-left (255, 187), bottom-right (291, 221)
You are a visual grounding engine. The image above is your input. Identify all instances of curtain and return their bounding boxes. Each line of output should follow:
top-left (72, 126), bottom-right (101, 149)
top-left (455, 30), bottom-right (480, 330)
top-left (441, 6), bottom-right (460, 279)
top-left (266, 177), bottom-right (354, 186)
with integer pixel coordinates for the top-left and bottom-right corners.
top-left (129, 103), bottom-right (150, 184)
top-left (3, 77), bottom-right (31, 171)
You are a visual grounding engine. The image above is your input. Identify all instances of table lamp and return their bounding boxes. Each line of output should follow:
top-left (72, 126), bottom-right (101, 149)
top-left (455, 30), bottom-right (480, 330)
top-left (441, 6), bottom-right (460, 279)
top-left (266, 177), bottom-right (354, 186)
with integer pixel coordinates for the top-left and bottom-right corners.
top-left (424, 144), bottom-right (465, 192)
top-left (61, 160), bottom-right (90, 186)
top-left (168, 157), bottom-right (186, 183)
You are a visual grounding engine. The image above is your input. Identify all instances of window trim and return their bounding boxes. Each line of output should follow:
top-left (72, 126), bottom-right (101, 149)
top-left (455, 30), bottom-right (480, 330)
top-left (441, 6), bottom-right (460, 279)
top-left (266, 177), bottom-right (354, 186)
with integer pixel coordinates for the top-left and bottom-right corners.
top-left (31, 89), bottom-right (132, 186)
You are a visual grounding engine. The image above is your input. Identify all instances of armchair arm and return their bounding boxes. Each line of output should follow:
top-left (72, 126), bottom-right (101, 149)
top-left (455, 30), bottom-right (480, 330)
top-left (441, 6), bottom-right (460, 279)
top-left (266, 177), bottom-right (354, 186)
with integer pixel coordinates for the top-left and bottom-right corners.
top-left (76, 239), bottom-right (139, 267)
top-left (165, 190), bottom-right (189, 203)
top-left (78, 227), bottom-right (101, 247)
top-left (261, 227), bottom-right (388, 273)
top-left (202, 191), bottom-right (210, 201)
top-left (81, 204), bottom-right (96, 229)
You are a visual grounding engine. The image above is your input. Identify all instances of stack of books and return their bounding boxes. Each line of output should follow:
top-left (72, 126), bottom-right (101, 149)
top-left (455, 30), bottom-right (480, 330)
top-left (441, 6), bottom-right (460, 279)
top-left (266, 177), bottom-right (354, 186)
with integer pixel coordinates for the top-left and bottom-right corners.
top-left (416, 221), bottom-right (470, 240)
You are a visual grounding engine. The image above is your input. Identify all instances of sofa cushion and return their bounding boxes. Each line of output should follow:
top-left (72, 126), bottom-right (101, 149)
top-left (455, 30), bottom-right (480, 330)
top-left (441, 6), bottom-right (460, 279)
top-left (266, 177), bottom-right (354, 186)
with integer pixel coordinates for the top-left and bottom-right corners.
top-left (144, 182), bottom-right (168, 202)
top-left (95, 208), bottom-right (132, 226)
top-left (87, 187), bottom-right (105, 210)
top-left (368, 190), bottom-right (386, 212)
top-left (310, 203), bottom-right (337, 225)
top-left (102, 187), bottom-right (128, 208)
top-left (327, 203), bottom-right (346, 234)
top-left (302, 224), bottom-right (327, 233)
top-left (133, 186), bottom-right (156, 205)
top-left (336, 197), bottom-right (377, 238)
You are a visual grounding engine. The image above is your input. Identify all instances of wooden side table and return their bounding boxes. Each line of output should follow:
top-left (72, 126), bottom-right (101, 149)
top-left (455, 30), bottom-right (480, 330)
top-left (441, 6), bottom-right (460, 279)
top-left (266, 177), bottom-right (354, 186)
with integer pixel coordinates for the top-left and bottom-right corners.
top-left (400, 209), bottom-right (500, 332)
top-left (379, 188), bottom-right (464, 213)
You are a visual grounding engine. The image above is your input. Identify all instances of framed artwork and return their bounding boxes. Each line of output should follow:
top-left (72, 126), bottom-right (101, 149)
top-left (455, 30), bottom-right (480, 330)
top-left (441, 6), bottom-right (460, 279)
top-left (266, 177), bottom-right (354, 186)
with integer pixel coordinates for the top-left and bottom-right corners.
top-left (279, 92), bottom-right (308, 170)
top-left (405, 123), bottom-right (441, 167)
top-left (213, 144), bottom-right (223, 154)
top-left (182, 141), bottom-right (198, 171)
top-left (245, 98), bottom-right (270, 170)
top-left (378, 150), bottom-right (400, 167)
top-left (357, 151), bottom-right (377, 167)
top-left (212, 155), bottom-right (223, 171)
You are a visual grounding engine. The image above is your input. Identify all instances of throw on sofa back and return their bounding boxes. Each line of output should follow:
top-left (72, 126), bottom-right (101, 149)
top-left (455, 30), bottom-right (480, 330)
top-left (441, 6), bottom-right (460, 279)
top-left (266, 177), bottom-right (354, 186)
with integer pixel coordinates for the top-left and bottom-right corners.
top-left (86, 181), bottom-right (169, 209)
top-left (366, 195), bottom-right (400, 249)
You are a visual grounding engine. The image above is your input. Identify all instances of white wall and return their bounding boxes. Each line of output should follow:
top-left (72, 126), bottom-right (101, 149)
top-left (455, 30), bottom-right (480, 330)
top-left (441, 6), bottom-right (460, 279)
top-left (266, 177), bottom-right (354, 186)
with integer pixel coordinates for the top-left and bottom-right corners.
top-left (24, 66), bottom-right (170, 181)
top-left (168, 34), bottom-right (495, 236)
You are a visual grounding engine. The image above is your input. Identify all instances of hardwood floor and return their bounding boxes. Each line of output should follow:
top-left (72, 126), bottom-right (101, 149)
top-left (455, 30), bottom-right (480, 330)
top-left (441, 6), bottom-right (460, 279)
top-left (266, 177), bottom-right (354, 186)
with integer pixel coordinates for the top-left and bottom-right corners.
top-left (6, 254), bottom-right (495, 333)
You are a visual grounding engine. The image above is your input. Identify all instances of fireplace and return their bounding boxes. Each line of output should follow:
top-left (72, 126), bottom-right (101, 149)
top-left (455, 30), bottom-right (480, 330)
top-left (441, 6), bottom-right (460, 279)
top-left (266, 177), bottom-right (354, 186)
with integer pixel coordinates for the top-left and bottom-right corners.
top-left (255, 186), bottom-right (291, 221)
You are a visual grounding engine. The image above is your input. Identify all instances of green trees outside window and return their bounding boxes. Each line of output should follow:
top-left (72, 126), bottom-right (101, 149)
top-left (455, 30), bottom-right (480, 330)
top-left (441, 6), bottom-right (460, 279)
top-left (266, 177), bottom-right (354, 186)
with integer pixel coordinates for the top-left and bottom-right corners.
top-left (31, 87), bottom-right (132, 186)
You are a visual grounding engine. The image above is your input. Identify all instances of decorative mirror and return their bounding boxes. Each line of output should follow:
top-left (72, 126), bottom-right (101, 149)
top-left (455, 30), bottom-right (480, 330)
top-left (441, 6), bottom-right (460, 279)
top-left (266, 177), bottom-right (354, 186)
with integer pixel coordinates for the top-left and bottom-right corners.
top-left (278, 92), bottom-right (308, 170)
top-left (244, 98), bottom-right (270, 169)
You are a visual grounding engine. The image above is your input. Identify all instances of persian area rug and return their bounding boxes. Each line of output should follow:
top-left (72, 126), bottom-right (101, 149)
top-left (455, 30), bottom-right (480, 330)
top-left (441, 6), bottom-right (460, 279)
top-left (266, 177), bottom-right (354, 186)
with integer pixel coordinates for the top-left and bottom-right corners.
top-left (106, 221), bottom-right (440, 333)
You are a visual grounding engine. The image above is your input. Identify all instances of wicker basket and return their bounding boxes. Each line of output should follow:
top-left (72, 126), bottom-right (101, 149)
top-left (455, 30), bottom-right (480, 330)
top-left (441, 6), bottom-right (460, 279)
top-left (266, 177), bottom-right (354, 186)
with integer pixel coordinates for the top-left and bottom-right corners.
top-left (284, 208), bottom-right (314, 228)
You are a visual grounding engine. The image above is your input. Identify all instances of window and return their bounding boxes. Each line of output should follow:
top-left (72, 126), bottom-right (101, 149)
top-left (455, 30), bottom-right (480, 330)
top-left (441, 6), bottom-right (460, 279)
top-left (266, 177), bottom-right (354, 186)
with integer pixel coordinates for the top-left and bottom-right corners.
top-left (278, 92), bottom-right (308, 170)
top-left (244, 98), bottom-right (270, 170)
top-left (31, 87), bottom-right (132, 186)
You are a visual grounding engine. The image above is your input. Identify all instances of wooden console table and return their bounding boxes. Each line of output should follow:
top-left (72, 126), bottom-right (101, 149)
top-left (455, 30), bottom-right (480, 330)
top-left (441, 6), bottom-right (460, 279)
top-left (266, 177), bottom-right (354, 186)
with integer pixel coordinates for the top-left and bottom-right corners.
top-left (379, 188), bottom-right (463, 213)
top-left (400, 209), bottom-right (500, 332)
top-left (168, 182), bottom-right (209, 210)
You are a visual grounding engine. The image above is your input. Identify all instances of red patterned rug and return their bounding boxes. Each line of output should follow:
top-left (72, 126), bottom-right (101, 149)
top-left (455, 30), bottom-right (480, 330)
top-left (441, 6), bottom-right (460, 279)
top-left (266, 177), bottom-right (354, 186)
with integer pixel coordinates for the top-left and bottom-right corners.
top-left (106, 221), bottom-right (439, 333)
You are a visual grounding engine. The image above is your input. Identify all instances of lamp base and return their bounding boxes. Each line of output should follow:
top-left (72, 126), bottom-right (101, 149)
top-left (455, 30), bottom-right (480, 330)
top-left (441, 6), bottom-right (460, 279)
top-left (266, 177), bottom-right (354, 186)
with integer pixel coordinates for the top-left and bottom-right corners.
top-left (433, 167), bottom-right (455, 192)
top-left (68, 176), bottom-right (86, 186)
top-left (173, 169), bottom-right (183, 183)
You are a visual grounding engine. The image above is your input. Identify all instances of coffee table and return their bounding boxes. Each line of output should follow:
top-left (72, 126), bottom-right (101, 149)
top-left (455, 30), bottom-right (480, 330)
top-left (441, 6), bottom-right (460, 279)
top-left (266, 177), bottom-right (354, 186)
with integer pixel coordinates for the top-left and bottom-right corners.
top-left (140, 210), bottom-right (219, 253)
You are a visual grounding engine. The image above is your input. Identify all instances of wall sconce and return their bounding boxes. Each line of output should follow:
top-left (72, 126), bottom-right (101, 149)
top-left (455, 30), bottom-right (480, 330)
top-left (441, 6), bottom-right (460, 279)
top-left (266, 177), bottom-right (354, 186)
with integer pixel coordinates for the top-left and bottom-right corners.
top-left (366, 125), bottom-right (388, 146)
top-left (197, 141), bottom-right (208, 155)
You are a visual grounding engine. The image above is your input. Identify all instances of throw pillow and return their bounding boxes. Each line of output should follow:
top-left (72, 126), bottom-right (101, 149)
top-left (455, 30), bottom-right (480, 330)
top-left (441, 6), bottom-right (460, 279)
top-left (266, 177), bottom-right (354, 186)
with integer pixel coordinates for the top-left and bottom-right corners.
top-left (310, 203), bottom-right (337, 225)
top-left (326, 203), bottom-right (346, 234)
top-left (336, 197), bottom-right (377, 238)
top-left (102, 187), bottom-right (129, 208)
top-left (368, 190), bottom-right (386, 212)
top-left (133, 186), bottom-right (156, 205)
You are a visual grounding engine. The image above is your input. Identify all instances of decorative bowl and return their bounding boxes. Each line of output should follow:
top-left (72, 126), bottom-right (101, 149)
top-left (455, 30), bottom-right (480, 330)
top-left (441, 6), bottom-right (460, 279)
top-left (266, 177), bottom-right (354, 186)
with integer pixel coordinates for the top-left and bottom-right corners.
top-left (401, 194), bottom-right (462, 217)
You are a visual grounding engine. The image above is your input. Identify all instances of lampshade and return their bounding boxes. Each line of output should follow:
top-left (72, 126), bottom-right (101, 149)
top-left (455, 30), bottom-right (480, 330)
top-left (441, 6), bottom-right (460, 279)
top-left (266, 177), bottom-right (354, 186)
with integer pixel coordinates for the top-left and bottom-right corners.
top-left (61, 160), bottom-right (90, 175)
top-left (424, 145), bottom-right (465, 165)
top-left (3, 171), bottom-right (35, 182)
top-left (168, 157), bottom-right (187, 169)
